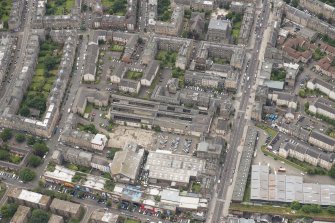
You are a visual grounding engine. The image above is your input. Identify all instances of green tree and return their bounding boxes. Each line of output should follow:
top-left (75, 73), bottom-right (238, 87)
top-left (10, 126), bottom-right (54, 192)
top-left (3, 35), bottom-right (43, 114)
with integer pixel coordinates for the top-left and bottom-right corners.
top-left (33, 142), bottom-right (49, 157)
top-left (0, 203), bottom-right (18, 218)
top-left (19, 106), bottom-right (30, 117)
top-left (291, 0), bottom-right (299, 7)
top-left (28, 155), bottom-right (42, 167)
top-left (330, 165), bottom-right (335, 178)
top-left (0, 129), bottom-right (13, 142)
top-left (27, 135), bottom-right (36, 145)
top-left (290, 201), bottom-right (302, 210)
top-left (327, 206), bottom-right (335, 214)
top-left (29, 209), bottom-right (50, 223)
top-left (19, 168), bottom-right (36, 182)
top-left (301, 204), bottom-right (322, 213)
top-left (0, 149), bottom-right (9, 161)
top-left (298, 89), bottom-right (306, 98)
top-left (15, 133), bottom-right (26, 143)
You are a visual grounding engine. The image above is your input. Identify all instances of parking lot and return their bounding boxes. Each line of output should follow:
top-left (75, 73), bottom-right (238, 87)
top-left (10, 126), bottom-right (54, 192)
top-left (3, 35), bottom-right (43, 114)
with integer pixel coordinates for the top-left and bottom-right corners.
top-left (155, 133), bottom-right (199, 155)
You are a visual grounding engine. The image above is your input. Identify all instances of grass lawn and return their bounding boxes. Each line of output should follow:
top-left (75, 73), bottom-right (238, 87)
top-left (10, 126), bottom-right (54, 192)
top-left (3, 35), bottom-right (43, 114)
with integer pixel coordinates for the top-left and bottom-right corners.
top-left (191, 182), bottom-right (201, 193)
top-left (232, 21), bottom-right (241, 43)
top-left (256, 124), bottom-right (277, 139)
top-left (230, 203), bottom-right (335, 221)
top-left (45, 0), bottom-right (75, 15)
top-left (110, 44), bottom-right (124, 52)
top-left (125, 219), bottom-right (141, 223)
top-left (155, 50), bottom-right (177, 68)
top-left (84, 103), bottom-right (93, 114)
top-left (0, 0), bottom-right (12, 28)
top-left (126, 70), bottom-right (143, 80)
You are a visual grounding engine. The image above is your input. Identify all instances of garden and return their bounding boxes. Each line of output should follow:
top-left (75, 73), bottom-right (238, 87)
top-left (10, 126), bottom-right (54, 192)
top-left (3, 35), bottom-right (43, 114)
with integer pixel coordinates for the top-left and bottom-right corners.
top-left (45, 0), bottom-right (75, 15)
top-left (226, 12), bottom-right (243, 44)
top-left (157, 0), bottom-right (172, 22)
top-left (109, 44), bottom-right (125, 52)
top-left (101, 0), bottom-right (127, 16)
top-left (126, 70), bottom-right (143, 80)
top-left (19, 38), bottom-right (63, 119)
top-left (155, 50), bottom-right (177, 68)
top-left (0, 0), bottom-right (12, 30)
top-left (270, 68), bottom-right (287, 81)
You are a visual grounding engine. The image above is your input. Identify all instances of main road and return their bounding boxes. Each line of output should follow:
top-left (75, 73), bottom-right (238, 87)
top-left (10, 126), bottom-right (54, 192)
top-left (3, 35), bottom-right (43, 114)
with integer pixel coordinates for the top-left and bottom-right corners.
top-left (209, 0), bottom-right (271, 222)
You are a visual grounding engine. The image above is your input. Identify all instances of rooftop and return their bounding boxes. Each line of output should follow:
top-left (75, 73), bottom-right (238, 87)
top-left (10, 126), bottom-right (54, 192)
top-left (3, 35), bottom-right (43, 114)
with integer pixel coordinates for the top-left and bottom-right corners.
top-left (208, 18), bottom-right (231, 31)
top-left (50, 199), bottom-right (81, 214)
top-left (90, 209), bottom-right (119, 223)
top-left (145, 150), bottom-right (205, 184)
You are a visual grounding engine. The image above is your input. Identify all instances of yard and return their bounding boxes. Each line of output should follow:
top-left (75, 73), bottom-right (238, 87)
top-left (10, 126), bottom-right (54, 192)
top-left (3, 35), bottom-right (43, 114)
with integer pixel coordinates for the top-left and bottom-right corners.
top-left (313, 48), bottom-right (327, 61)
top-left (101, 0), bottom-right (127, 16)
top-left (19, 38), bottom-right (63, 119)
top-left (0, 0), bottom-right (12, 29)
top-left (191, 182), bottom-right (201, 193)
top-left (211, 57), bottom-right (230, 65)
top-left (226, 12), bottom-right (243, 44)
top-left (270, 68), bottom-right (287, 82)
top-left (155, 50), bottom-right (177, 68)
top-left (109, 44), bottom-right (125, 52)
top-left (126, 70), bottom-right (143, 80)
top-left (157, 0), bottom-right (172, 21)
top-left (77, 123), bottom-right (98, 134)
top-left (45, 0), bottom-right (75, 15)
top-left (84, 103), bottom-right (94, 114)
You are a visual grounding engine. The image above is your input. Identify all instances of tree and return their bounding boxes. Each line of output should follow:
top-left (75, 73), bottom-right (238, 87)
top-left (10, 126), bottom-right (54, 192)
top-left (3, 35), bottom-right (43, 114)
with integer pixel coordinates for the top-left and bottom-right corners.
top-left (28, 155), bottom-right (42, 167)
top-left (298, 89), bottom-right (306, 98)
top-left (0, 203), bottom-right (18, 218)
top-left (291, 0), bottom-right (299, 7)
top-left (44, 56), bottom-right (59, 71)
top-left (19, 106), bottom-right (30, 117)
top-left (19, 168), bottom-right (36, 182)
top-left (33, 142), bottom-right (49, 157)
top-left (15, 133), bottom-right (26, 143)
top-left (327, 206), bottom-right (335, 214)
top-left (301, 204), bottom-right (322, 213)
top-left (27, 135), bottom-right (36, 145)
top-left (29, 209), bottom-right (50, 223)
top-left (330, 165), bottom-right (335, 178)
top-left (290, 201), bottom-right (302, 210)
top-left (0, 129), bottom-right (13, 142)
top-left (0, 149), bottom-right (9, 161)
top-left (106, 200), bottom-right (111, 207)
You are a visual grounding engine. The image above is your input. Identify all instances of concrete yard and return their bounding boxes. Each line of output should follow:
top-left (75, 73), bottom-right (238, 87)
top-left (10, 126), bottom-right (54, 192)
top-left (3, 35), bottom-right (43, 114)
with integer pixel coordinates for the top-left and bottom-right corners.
top-left (108, 126), bottom-right (156, 149)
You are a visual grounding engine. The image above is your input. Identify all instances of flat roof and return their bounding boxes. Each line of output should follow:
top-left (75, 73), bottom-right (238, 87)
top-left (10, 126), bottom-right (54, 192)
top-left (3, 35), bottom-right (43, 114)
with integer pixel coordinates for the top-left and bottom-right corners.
top-left (145, 151), bottom-right (205, 184)
top-left (44, 165), bottom-right (75, 183)
top-left (251, 165), bottom-right (335, 205)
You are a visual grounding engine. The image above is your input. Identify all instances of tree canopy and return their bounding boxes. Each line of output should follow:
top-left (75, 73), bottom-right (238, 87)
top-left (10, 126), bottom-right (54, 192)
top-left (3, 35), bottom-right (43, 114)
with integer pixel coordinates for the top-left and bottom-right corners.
top-left (29, 209), bottom-right (50, 223)
top-left (0, 129), bottom-right (13, 142)
top-left (0, 203), bottom-right (18, 218)
top-left (28, 155), bottom-right (42, 168)
top-left (19, 168), bottom-right (36, 182)
top-left (15, 133), bottom-right (26, 143)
